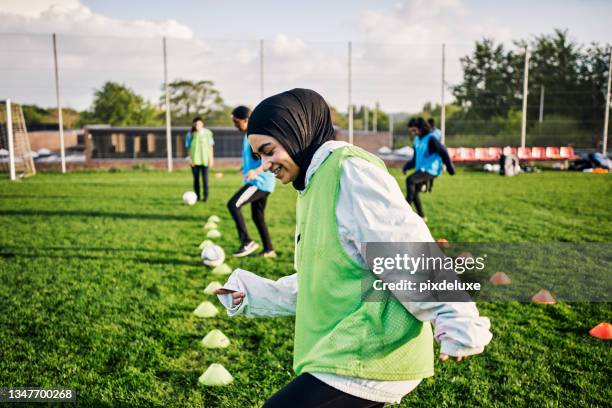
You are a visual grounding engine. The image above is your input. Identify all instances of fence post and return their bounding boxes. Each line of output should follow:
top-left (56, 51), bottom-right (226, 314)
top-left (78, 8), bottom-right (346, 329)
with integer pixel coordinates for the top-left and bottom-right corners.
top-left (539, 85), bottom-right (545, 123)
top-left (163, 37), bottom-right (173, 172)
top-left (389, 113), bottom-right (394, 149)
top-left (603, 48), bottom-right (612, 154)
top-left (6, 99), bottom-right (16, 180)
top-left (373, 101), bottom-right (379, 132)
top-left (348, 41), bottom-right (353, 145)
top-left (52, 33), bottom-right (66, 173)
top-left (521, 46), bottom-right (530, 148)
top-left (441, 43), bottom-right (446, 145)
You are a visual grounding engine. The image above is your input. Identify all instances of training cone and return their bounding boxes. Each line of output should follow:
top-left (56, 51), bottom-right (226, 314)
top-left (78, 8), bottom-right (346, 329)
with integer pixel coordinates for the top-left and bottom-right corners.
top-left (215, 172), bottom-right (224, 179)
top-left (193, 301), bottom-right (219, 318)
top-left (204, 221), bottom-right (218, 231)
top-left (531, 289), bottom-right (556, 304)
top-left (201, 329), bottom-right (231, 348)
top-left (211, 263), bottom-right (232, 275)
top-left (208, 215), bottom-right (221, 223)
top-left (588, 322), bottom-right (612, 340)
top-left (490, 272), bottom-right (511, 285)
top-left (199, 240), bottom-right (214, 250)
top-left (198, 363), bottom-right (233, 386)
top-left (207, 229), bottom-right (221, 239)
top-left (436, 238), bottom-right (450, 248)
top-left (204, 281), bottom-right (223, 295)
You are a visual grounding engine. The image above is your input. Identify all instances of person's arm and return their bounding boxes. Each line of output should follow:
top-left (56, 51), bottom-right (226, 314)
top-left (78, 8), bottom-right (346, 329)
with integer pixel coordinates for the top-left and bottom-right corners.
top-left (429, 137), bottom-right (455, 175)
top-left (245, 163), bottom-right (265, 181)
top-left (215, 269), bottom-right (297, 318)
top-left (402, 156), bottom-right (415, 174)
top-left (208, 131), bottom-right (215, 167)
top-left (338, 158), bottom-right (491, 359)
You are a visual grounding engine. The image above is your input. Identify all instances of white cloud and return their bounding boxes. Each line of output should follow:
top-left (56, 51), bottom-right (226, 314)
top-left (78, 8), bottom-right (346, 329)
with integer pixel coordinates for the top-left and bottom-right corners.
top-left (352, 0), bottom-right (514, 111)
top-left (0, 0), bottom-right (193, 39)
top-left (272, 34), bottom-right (305, 56)
top-left (1, 0), bottom-right (81, 18)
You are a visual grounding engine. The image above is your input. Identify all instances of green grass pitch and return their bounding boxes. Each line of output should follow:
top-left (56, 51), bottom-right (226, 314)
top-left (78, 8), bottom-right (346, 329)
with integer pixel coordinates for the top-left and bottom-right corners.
top-left (0, 168), bottom-right (610, 407)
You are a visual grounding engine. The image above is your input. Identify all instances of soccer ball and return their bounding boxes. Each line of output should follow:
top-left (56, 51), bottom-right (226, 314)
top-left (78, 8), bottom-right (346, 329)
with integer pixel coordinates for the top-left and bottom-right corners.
top-left (201, 244), bottom-right (225, 267)
top-left (183, 191), bottom-right (198, 206)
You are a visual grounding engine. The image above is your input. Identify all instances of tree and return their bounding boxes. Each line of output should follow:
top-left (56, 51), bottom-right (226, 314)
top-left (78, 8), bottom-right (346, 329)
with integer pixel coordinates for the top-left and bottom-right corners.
top-left (161, 79), bottom-right (225, 124)
top-left (452, 38), bottom-right (521, 120)
top-left (80, 82), bottom-right (161, 126)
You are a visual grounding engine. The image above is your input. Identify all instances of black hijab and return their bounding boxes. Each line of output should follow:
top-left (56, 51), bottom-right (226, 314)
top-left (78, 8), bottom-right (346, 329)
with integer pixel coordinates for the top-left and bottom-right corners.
top-left (246, 88), bottom-right (336, 190)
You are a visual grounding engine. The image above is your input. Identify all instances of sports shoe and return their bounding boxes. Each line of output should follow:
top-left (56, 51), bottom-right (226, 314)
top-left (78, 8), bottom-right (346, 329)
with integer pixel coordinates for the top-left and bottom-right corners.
top-left (233, 241), bottom-right (259, 257)
top-left (258, 250), bottom-right (277, 258)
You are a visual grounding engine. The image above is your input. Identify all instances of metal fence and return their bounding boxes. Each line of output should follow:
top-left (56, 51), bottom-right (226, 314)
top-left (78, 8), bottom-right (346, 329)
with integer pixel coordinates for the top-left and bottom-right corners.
top-left (0, 33), bottom-right (610, 172)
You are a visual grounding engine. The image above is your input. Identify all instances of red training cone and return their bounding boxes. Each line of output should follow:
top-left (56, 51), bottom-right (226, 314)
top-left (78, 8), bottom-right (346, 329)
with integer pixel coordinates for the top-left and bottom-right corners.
top-left (589, 322), bottom-right (612, 340)
top-left (531, 289), bottom-right (556, 304)
top-left (489, 272), bottom-right (511, 285)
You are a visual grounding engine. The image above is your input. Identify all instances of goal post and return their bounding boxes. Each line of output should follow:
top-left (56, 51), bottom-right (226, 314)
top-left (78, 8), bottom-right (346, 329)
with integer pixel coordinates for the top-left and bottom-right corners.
top-left (0, 100), bottom-right (36, 179)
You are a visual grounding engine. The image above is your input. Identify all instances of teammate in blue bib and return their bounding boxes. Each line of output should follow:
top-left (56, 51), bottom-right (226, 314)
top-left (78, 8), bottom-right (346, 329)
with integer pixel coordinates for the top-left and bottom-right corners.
top-left (227, 106), bottom-right (276, 257)
top-left (403, 117), bottom-right (455, 221)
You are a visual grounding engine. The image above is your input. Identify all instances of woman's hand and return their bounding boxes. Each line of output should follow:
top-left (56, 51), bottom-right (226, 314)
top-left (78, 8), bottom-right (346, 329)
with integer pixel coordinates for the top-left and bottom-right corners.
top-left (244, 169), bottom-right (257, 181)
top-left (439, 354), bottom-right (466, 362)
top-left (213, 288), bottom-right (245, 306)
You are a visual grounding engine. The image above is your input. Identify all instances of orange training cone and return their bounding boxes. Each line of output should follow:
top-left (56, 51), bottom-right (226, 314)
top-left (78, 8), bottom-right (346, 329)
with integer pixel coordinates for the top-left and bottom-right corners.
top-left (589, 322), bottom-right (612, 340)
top-left (489, 272), bottom-right (511, 285)
top-left (531, 289), bottom-right (556, 304)
top-left (436, 239), bottom-right (450, 248)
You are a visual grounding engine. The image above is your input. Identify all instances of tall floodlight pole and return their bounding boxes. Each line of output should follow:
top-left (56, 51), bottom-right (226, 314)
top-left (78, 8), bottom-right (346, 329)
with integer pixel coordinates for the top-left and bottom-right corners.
top-left (6, 99), bottom-right (16, 180)
top-left (52, 33), bottom-right (66, 173)
top-left (163, 37), bottom-right (173, 172)
top-left (539, 85), bottom-right (545, 123)
top-left (260, 39), bottom-right (264, 100)
top-left (348, 41), bottom-right (353, 145)
top-left (521, 46), bottom-right (530, 148)
top-left (373, 101), bottom-right (379, 132)
top-left (603, 48), bottom-right (612, 154)
top-left (441, 43), bottom-right (446, 145)
top-left (389, 113), bottom-right (394, 148)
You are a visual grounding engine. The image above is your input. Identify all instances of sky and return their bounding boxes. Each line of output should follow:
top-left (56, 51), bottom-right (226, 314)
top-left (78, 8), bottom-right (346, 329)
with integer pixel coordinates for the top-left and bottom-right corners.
top-left (1, 0), bottom-right (611, 113)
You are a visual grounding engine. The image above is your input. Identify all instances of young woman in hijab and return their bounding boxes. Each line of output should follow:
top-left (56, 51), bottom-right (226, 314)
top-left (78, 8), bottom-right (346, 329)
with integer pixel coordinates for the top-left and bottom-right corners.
top-left (215, 89), bottom-right (491, 407)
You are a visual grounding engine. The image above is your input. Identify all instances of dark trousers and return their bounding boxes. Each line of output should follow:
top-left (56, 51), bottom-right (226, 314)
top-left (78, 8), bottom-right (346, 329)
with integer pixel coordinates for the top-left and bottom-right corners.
top-left (405, 170), bottom-right (436, 217)
top-left (192, 165), bottom-right (208, 201)
top-left (227, 184), bottom-right (273, 251)
top-left (263, 373), bottom-right (384, 408)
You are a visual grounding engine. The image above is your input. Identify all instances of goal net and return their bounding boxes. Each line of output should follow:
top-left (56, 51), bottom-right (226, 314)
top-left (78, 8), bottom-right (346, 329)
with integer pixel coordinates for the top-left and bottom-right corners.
top-left (0, 100), bottom-right (36, 179)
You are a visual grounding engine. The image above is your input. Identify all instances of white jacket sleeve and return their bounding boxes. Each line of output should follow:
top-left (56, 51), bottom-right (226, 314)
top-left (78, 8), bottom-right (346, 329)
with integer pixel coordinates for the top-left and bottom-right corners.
top-left (338, 157), bottom-right (493, 357)
top-left (216, 268), bottom-right (297, 318)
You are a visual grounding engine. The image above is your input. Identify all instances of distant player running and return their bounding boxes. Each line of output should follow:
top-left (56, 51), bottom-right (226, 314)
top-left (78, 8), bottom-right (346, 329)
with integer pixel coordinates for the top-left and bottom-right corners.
top-left (403, 117), bottom-right (455, 221)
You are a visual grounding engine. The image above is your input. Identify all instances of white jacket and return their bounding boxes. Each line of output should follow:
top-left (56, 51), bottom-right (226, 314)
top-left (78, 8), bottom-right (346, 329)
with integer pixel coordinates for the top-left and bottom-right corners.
top-left (218, 141), bottom-right (492, 404)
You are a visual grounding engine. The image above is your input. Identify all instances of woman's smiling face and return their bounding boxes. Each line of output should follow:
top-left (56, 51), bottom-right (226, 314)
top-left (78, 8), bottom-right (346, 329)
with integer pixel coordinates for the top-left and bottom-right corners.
top-left (248, 134), bottom-right (300, 184)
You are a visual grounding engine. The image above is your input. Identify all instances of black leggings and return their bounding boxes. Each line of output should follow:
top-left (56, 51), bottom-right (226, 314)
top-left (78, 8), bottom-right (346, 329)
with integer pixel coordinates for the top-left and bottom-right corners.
top-left (227, 184), bottom-right (273, 251)
top-left (263, 373), bottom-right (384, 408)
top-left (192, 165), bottom-right (208, 201)
top-left (405, 171), bottom-right (436, 218)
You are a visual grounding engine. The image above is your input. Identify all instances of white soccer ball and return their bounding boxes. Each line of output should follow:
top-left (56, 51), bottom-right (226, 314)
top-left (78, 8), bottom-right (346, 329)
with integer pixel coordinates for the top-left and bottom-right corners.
top-left (201, 244), bottom-right (225, 267)
top-left (183, 191), bottom-right (198, 206)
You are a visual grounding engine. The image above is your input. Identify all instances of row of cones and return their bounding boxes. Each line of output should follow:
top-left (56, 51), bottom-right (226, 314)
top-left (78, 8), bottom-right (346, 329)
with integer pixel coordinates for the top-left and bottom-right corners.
top-left (437, 239), bottom-right (610, 340)
top-left (193, 215), bottom-right (235, 386)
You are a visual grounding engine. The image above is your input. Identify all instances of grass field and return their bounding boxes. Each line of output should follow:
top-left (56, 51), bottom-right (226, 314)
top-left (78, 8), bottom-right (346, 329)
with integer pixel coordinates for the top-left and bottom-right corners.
top-left (0, 168), bottom-right (610, 407)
